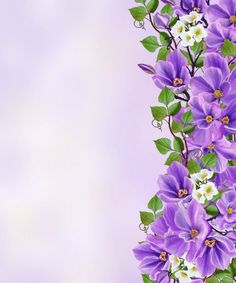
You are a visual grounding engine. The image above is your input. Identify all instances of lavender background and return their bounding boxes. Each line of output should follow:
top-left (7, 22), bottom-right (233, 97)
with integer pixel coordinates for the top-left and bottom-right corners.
top-left (0, 1), bottom-right (170, 282)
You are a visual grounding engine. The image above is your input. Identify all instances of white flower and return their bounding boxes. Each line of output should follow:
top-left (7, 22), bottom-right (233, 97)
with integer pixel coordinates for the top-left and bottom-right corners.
top-left (185, 261), bottom-right (201, 278)
top-left (191, 169), bottom-right (214, 182)
top-left (175, 270), bottom-right (191, 283)
top-left (201, 182), bottom-right (218, 200)
top-left (192, 188), bottom-right (205, 204)
top-left (189, 24), bottom-right (208, 43)
top-left (180, 11), bottom-right (203, 24)
top-left (171, 21), bottom-right (186, 38)
top-left (169, 255), bottom-right (181, 271)
top-left (180, 32), bottom-right (195, 47)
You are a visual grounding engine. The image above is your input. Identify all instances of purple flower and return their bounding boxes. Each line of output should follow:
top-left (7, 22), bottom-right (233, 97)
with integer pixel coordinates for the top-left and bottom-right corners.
top-left (175, 0), bottom-right (207, 16)
top-left (154, 13), bottom-right (170, 29)
top-left (189, 97), bottom-right (223, 141)
top-left (166, 200), bottom-right (211, 262)
top-left (190, 53), bottom-right (235, 104)
top-left (157, 161), bottom-right (193, 203)
top-left (188, 136), bottom-right (236, 172)
top-left (221, 100), bottom-right (236, 134)
top-left (206, 24), bottom-right (236, 52)
top-left (207, 0), bottom-right (236, 28)
top-left (138, 64), bottom-right (156, 75)
top-left (215, 166), bottom-right (236, 188)
top-left (215, 190), bottom-right (236, 229)
top-left (133, 235), bottom-right (170, 280)
top-left (153, 50), bottom-right (190, 92)
top-left (195, 234), bottom-right (236, 277)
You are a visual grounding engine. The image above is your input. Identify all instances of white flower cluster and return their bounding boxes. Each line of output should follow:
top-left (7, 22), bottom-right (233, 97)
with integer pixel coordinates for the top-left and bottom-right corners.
top-left (171, 11), bottom-right (207, 47)
top-left (191, 169), bottom-right (218, 204)
top-left (169, 255), bottom-right (200, 283)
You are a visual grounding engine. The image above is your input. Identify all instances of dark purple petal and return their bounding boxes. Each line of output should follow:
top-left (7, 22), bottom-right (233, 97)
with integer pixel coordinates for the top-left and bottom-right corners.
top-left (138, 64), bottom-right (156, 75)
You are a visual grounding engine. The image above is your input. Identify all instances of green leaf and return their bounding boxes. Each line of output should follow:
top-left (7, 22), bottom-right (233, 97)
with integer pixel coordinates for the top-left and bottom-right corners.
top-left (142, 274), bottom-right (155, 283)
top-left (146, 0), bottom-right (159, 13)
top-left (141, 36), bottom-right (159, 52)
top-left (161, 3), bottom-right (173, 15)
top-left (171, 120), bottom-right (182, 133)
top-left (215, 270), bottom-right (233, 283)
top-left (169, 16), bottom-right (178, 27)
top-left (140, 211), bottom-right (154, 225)
top-left (201, 152), bottom-right (217, 168)
top-left (174, 137), bottom-right (184, 152)
top-left (157, 47), bottom-right (170, 61)
top-left (181, 111), bottom-right (193, 124)
top-left (160, 32), bottom-right (171, 46)
top-left (229, 63), bottom-right (236, 71)
top-left (190, 40), bottom-right (203, 54)
top-left (154, 138), bottom-right (171, 154)
top-left (211, 190), bottom-right (224, 202)
top-left (222, 39), bottom-right (236, 56)
top-left (206, 205), bottom-right (219, 216)
top-left (135, 0), bottom-right (146, 3)
top-left (151, 106), bottom-right (167, 121)
top-left (129, 6), bottom-right (147, 21)
top-left (168, 102), bottom-right (181, 116)
top-left (165, 152), bottom-right (181, 165)
top-left (195, 56), bottom-right (204, 68)
top-left (148, 195), bottom-right (163, 212)
top-left (229, 258), bottom-right (236, 277)
top-left (158, 87), bottom-right (174, 105)
top-left (183, 125), bottom-right (195, 134)
top-left (187, 159), bottom-right (201, 174)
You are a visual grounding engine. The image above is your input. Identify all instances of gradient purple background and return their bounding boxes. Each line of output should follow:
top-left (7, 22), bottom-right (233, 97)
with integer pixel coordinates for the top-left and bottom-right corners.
top-left (0, 1), bottom-right (169, 282)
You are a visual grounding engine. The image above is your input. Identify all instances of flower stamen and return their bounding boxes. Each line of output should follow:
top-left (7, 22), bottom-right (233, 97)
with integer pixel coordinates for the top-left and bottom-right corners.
top-left (173, 78), bottom-right (183, 87)
top-left (230, 15), bottom-right (236, 24)
top-left (207, 144), bottom-right (215, 150)
top-left (227, 207), bottom-right (233, 215)
top-left (178, 189), bottom-right (188, 198)
top-left (190, 228), bottom-right (199, 238)
top-left (193, 7), bottom-right (201, 13)
top-left (205, 239), bottom-right (216, 248)
top-left (159, 251), bottom-right (167, 262)
top-left (214, 90), bottom-right (223, 99)
top-left (222, 116), bottom-right (230, 124)
top-left (206, 115), bottom-right (213, 123)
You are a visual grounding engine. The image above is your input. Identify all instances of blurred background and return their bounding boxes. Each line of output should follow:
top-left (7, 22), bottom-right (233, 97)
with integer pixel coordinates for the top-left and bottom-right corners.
top-left (0, 1), bottom-right (168, 282)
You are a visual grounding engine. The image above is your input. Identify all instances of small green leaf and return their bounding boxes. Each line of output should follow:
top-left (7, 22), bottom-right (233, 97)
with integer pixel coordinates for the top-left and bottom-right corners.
top-left (201, 152), bottom-right (217, 168)
top-left (181, 111), bottom-right (193, 124)
top-left (135, 0), bottom-right (146, 3)
top-left (171, 120), bottom-right (182, 133)
top-left (142, 274), bottom-right (155, 283)
top-left (187, 159), bottom-right (201, 174)
top-left (154, 138), bottom-right (171, 154)
top-left (140, 211), bottom-right (154, 225)
top-left (222, 39), bottom-right (236, 56)
top-left (151, 106), bottom-right (167, 121)
top-left (160, 32), bottom-right (171, 46)
top-left (158, 87), bottom-right (174, 105)
top-left (183, 125), bottom-right (195, 134)
top-left (229, 258), bottom-right (236, 277)
top-left (174, 137), bottom-right (184, 152)
top-left (129, 6), bottom-right (147, 21)
top-left (161, 3), bottom-right (173, 15)
top-left (168, 102), bottom-right (181, 116)
top-left (230, 63), bottom-right (236, 71)
top-left (190, 40), bottom-right (203, 54)
top-left (165, 152), bottom-right (181, 165)
top-left (195, 56), bottom-right (204, 68)
top-left (206, 205), bottom-right (219, 216)
top-left (211, 190), bottom-right (224, 202)
top-left (169, 16), bottom-right (178, 27)
top-left (146, 0), bottom-right (159, 13)
top-left (141, 36), bottom-right (159, 52)
top-left (148, 195), bottom-right (163, 212)
top-left (157, 47), bottom-right (170, 61)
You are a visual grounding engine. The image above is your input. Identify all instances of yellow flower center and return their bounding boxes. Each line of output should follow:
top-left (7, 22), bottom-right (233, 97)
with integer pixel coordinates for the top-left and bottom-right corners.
top-left (194, 7), bottom-right (201, 13)
top-left (227, 207), bottom-right (233, 215)
top-left (230, 15), bottom-right (236, 23)
top-left (208, 144), bottom-right (215, 150)
top-left (178, 189), bottom-right (188, 198)
top-left (159, 251), bottom-right (167, 262)
top-left (222, 116), bottom-right (230, 125)
top-left (206, 115), bottom-right (213, 123)
top-left (190, 228), bottom-right (199, 239)
top-left (214, 90), bottom-right (223, 99)
top-left (173, 78), bottom-right (183, 87)
top-left (205, 239), bottom-right (216, 248)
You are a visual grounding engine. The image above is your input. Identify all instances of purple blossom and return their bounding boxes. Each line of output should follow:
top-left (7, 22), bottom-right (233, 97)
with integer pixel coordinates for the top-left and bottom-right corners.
top-left (165, 200), bottom-right (211, 261)
top-left (215, 190), bottom-right (236, 229)
top-left (215, 166), bottom-right (236, 188)
top-left (175, 0), bottom-right (207, 16)
top-left (154, 13), bottom-right (170, 29)
top-left (153, 50), bottom-right (190, 92)
top-left (206, 24), bottom-right (236, 52)
top-left (133, 235), bottom-right (170, 280)
top-left (189, 97), bottom-right (224, 141)
top-left (195, 234), bottom-right (236, 277)
top-left (207, 0), bottom-right (236, 28)
top-left (221, 100), bottom-right (236, 134)
top-left (157, 161), bottom-right (193, 203)
top-left (138, 64), bottom-right (156, 75)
